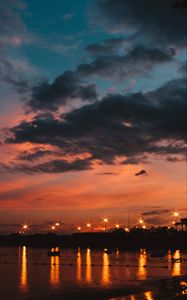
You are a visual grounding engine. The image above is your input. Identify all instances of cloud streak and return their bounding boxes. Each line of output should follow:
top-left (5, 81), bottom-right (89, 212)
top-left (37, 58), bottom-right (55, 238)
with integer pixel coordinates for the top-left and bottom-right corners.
top-left (142, 209), bottom-right (170, 216)
top-left (77, 46), bottom-right (174, 80)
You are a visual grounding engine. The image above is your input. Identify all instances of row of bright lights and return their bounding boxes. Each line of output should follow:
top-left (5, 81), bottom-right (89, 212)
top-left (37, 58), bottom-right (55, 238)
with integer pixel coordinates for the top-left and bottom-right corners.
top-left (20, 212), bottom-right (180, 232)
top-left (21, 222), bottom-right (129, 232)
top-left (52, 221), bottom-right (129, 231)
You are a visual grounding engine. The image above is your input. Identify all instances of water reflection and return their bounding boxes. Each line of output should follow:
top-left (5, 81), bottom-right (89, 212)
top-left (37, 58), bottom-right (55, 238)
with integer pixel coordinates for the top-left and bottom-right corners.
top-left (20, 246), bottom-right (28, 291)
top-left (116, 248), bottom-right (119, 258)
top-left (85, 248), bottom-right (92, 283)
top-left (50, 254), bottom-right (60, 286)
top-left (167, 250), bottom-right (172, 271)
top-left (102, 251), bottom-right (110, 285)
top-left (137, 249), bottom-right (147, 280)
top-left (10, 248), bottom-right (186, 297)
top-left (144, 291), bottom-right (154, 300)
top-left (172, 250), bottom-right (181, 276)
top-left (77, 248), bottom-right (82, 282)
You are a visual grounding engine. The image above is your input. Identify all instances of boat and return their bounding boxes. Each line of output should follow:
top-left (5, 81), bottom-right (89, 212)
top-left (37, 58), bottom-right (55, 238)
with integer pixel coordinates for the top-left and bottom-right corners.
top-left (104, 248), bottom-right (112, 254)
top-left (171, 256), bottom-right (182, 263)
top-left (47, 247), bottom-right (60, 256)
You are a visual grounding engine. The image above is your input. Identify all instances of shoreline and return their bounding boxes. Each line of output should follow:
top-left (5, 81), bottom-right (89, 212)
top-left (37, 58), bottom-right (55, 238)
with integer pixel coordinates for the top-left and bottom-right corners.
top-left (0, 231), bottom-right (187, 250)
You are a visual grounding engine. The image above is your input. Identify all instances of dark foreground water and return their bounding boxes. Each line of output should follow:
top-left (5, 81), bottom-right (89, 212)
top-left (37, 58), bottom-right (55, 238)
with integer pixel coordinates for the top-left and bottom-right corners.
top-left (0, 247), bottom-right (186, 300)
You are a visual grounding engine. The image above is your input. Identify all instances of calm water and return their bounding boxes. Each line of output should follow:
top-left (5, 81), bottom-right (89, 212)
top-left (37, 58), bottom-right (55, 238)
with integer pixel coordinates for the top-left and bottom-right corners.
top-left (0, 247), bottom-right (186, 300)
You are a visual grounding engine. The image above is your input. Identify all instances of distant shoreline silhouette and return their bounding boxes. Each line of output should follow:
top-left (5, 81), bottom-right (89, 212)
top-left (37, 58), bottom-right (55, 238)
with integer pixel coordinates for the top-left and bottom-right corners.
top-left (0, 228), bottom-right (186, 250)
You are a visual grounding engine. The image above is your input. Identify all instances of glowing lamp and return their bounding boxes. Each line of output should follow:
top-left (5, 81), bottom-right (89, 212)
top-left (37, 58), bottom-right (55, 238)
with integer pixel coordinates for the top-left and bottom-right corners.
top-left (23, 224), bottom-right (28, 230)
top-left (173, 212), bottom-right (179, 217)
top-left (138, 219), bottom-right (144, 224)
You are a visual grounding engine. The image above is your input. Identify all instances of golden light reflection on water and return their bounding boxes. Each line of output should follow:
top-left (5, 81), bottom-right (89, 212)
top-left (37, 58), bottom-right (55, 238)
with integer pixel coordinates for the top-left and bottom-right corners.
top-left (50, 253), bottom-right (60, 286)
top-left (172, 250), bottom-right (181, 276)
top-left (20, 246), bottom-right (28, 291)
top-left (137, 249), bottom-right (147, 280)
top-left (167, 250), bottom-right (172, 271)
top-left (77, 248), bottom-right (82, 282)
top-left (116, 248), bottom-right (119, 258)
top-left (101, 252), bottom-right (110, 285)
top-left (85, 248), bottom-right (92, 283)
top-left (144, 291), bottom-right (154, 300)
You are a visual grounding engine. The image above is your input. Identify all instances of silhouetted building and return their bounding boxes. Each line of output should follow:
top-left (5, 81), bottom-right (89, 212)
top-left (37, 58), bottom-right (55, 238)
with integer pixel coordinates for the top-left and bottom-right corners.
top-left (175, 218), bottom-right (187, 230)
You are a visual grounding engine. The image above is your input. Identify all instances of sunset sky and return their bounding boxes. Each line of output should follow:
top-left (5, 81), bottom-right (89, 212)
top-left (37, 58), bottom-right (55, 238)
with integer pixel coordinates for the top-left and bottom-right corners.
top-left (0, 0), bottom-right (186, 232)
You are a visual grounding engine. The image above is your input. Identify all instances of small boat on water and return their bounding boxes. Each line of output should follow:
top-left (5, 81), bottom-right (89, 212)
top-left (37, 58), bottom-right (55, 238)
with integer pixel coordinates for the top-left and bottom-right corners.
top-left (47, 247), bottom-right (60, 256)
top-left (171, 256), bottom-right (182, 263)
top-left (104, 248), bottom-right (112, 254)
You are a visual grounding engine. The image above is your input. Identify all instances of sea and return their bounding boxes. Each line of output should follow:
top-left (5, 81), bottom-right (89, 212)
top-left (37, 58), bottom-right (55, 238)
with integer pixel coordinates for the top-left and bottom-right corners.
top-left (0, 247), bottom-right (186, 299)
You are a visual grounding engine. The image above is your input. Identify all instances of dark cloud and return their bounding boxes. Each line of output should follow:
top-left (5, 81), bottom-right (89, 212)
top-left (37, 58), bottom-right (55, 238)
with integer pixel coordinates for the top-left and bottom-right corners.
top-left (97, 0), bottom-right (187, 46)
top-left (29, 71), bottom-right (97, 111)
top-left (28, 158), bottom-right (92, 174)
top-left (27, 45), bottom-right (173, 111)
top-left (77, 46), bottom-right (174, 80)
top-left (134, 169), bottom-right (147, 176)
top-left (178, 64), bottom-right (187, 76)
top-left (0, 1), bottom-right (30, 91)
top-left (0, 51), bottom-right (29, 92)
top-left (144, 216), bottom-right (167, 225)
top-left (122, 156), bottom-right (147, 165)
top-left (142, 209), bottom-right (170, 216)
top-left (86, 37), bottom-right (127, 57)
top-left (0, 1), bottom-right (26, 37)
top-left (95, 172), bottom-right (118, 175)
top-left (0, 158), bottom-right (92, 174)
top-left (5, 77), bottom-right (187, 173)
top-left (166, 156), bottom-right (184, 162)
top-left (17, 148), bottom-right (55, 161)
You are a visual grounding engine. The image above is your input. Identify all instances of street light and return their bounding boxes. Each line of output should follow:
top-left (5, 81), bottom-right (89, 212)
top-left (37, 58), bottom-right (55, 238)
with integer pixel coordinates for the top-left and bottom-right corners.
top-left (173, 212), bottom-right (179, 217)
top-left (55, 222), bottom-right (60, 226)
top-left (77, 226), bottom-right (81, 231)
top-left (103, 218), bottom-right (108, 232)
top-left (22, 224), bottom-right (28, 230)
top-left (138, 218), bottom-right (144, 225)
top-left (51, 225), bottom-right (55, 230)
top-left (115, 224), bottom-right (120, 229)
